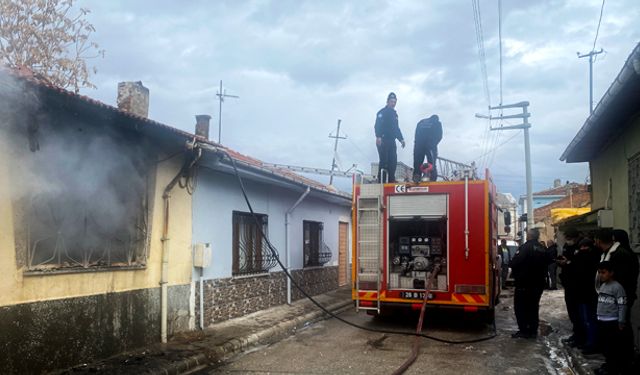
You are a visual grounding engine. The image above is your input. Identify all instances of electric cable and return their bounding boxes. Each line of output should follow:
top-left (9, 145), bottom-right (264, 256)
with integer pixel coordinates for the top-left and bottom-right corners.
top-left (216, 148), bottom-right (498, 345)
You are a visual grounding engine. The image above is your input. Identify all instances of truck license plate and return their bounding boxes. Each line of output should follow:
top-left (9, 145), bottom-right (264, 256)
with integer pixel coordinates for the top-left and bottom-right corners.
top-left (402, 291), bottom-right (425, 299)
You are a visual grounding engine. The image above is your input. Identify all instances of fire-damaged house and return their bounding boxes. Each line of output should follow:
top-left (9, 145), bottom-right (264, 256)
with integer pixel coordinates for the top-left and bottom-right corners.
top-left (0, 68), bottom-right (351, 373)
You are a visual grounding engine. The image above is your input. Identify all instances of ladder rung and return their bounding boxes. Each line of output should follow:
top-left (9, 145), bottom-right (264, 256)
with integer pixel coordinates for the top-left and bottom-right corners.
top-left (358, 208), bottom-right (380, 212)
top-left (356, 305), bottom-right (379, 311)
top-left (358, 273), bottom-right (379, 278)
top-left (358, 240), bottom-right (380, 243)
top-left (358, 223), bottom-right (380, 227)
top-left (358, 256), bottom-right (379, 260)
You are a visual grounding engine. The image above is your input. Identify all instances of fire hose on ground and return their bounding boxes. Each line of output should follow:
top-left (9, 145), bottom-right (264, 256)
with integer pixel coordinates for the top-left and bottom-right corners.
top-left (392, 263), bottom-right (440, 375)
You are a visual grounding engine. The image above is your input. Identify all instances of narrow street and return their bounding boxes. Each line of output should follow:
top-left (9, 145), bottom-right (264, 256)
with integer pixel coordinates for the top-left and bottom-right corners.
top-left (201, 289), bottom-right (584, 375)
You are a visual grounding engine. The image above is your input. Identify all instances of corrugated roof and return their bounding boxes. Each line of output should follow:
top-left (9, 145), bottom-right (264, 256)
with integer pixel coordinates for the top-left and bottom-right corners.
top-left (561, 42), bottom-right (640, 162)
top-left (2, 66), bottom-right (349, 199)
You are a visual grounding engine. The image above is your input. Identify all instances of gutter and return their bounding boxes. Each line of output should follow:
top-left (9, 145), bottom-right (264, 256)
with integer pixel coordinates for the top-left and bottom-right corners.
top-left (285, 187), bottom-right (311, 305)
top-left (561, 42), bottom-right (640, 162)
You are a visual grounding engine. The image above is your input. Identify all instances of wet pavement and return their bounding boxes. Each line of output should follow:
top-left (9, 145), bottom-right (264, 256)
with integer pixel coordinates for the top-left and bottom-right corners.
top-left (203, 288), bottom-right (602, 374)
top-left (54, 287), bottom-right (611, 374)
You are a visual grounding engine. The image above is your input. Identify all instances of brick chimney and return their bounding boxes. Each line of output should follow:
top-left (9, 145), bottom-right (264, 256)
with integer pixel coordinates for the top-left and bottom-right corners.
top-left (195, 115), bottom-right (211, 139)
top-left (117, 81), bottom-right (149, 118)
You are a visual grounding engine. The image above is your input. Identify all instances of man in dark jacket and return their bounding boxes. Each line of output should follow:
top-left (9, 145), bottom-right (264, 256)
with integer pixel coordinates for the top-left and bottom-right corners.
top-left (510, 228), bottom-right (554, 339)
top-left (557, 227), bottom-right (582, 346)
top-left (572, 238), bottom-right (600, 354)
top-left (412, 114), bottom-right (442, 182)
top-left (374, 92), bottom-right (405, 183)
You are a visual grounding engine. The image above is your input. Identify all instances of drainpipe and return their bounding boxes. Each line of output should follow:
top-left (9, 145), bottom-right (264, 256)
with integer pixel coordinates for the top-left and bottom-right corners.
top-left (285, 187), bottom-right (311, 305)
top-left (160, 144), bottom-right (200, 343)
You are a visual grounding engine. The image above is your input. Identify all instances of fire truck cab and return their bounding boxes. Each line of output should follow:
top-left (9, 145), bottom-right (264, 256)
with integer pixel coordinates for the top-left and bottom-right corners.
top-left (352, 169), bottom-right (499, 322)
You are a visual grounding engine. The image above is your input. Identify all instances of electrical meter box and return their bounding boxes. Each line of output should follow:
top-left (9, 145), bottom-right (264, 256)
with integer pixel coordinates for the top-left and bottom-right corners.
top-left (597, 209), bottom-right (613, 228)
top-left (193, 243), bottom-right (211, 268)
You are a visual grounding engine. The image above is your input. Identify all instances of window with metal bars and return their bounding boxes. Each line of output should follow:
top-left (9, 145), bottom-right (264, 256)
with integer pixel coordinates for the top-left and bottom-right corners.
top-left (232, 211), bottom-right (275, 275)
top-left (303, 221), bottom-right (332, 267)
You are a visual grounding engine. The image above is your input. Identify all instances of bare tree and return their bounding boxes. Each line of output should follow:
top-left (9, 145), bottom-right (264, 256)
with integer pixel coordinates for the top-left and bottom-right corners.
top-left (0, 0), bottom-right (104, 92)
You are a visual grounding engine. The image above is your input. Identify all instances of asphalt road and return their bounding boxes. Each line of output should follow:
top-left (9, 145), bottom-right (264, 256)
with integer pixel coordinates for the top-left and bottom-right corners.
top-left (202, 289), bottom-right (582, 374)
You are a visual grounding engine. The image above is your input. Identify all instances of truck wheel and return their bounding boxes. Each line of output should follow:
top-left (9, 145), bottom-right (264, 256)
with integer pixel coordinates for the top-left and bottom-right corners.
top-left (484, 308), bottom-right (495, 325)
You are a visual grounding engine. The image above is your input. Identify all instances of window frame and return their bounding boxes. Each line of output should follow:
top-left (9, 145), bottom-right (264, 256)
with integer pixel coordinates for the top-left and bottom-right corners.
top-left (232, 211), bottom-right (272, 276)
top-left (303, 220), bottom-right (325, 268)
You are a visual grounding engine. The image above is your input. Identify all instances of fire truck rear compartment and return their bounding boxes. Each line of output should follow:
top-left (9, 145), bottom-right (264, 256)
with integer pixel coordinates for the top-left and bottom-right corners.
top-left (388, 217), bottom-right (447, 292)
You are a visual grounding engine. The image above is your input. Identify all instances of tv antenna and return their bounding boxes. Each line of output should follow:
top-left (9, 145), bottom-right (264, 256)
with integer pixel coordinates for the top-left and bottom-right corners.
top-left (216, 80), bottom-right (239, 144)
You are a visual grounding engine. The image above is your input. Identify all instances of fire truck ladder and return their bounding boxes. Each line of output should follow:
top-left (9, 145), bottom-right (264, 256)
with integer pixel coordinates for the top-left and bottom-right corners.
top-left (355, 179), bottom-right (384, 313)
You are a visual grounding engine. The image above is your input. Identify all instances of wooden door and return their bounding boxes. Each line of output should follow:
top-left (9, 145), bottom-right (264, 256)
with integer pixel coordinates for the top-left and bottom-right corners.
top-left (338, 221), bottom-right (349, 286)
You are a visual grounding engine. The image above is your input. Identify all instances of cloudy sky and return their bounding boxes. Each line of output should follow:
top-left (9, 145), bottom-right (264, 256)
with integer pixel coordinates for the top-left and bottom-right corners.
top-left (78, 0), bottom-right (640, 199)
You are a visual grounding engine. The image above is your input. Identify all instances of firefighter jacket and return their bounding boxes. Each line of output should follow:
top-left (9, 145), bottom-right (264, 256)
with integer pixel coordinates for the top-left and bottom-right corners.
top-left (414, 115), bottom-right (442, 147)
top-left (510, 239), bottom-right (553, 289)
top-left (374, 106), bottom-right (403, 141)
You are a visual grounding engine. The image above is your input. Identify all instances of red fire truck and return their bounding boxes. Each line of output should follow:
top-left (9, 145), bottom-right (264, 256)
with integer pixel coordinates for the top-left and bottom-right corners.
top-left (352, 168), bottom-right (500, 322)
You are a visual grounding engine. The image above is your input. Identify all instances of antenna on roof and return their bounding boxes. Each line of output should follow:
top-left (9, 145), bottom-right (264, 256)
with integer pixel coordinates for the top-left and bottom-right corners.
top-left (328, 119), bottom-right (347, 185)
top-left (216, 80), bottom-right (239, 144)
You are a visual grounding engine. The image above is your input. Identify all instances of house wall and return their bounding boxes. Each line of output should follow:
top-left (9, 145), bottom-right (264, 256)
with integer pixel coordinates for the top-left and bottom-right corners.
top-left (0, 141), bottom-right (194, 373)
top-left (589, 115), bottom-right (640, 350)
top-left (192, 168), bottom-right (351, 325)
top-left (590, 116), bottom-right (640, 229)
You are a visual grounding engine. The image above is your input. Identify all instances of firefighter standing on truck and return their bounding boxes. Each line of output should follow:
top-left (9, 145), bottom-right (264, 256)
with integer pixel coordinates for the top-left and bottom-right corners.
top-left (412, 114), bottom-right (442, 182)
top-left (374, 92), bottom-right (405, 183)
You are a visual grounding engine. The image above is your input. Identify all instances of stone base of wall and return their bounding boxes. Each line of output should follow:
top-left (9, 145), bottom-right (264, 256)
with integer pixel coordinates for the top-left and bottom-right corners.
top-left (198, 266), bottom-right (339, 326)
top-left (0, 284), bottom-right (189, 374)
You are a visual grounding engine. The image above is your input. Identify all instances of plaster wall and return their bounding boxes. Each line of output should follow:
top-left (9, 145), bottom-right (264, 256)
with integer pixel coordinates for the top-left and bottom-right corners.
top-left (590, 116), bottom-right (640, 230)
top-left (192, 169), bottom-right (351, 280)
top-left (0, 152), bottom-right (193, 306)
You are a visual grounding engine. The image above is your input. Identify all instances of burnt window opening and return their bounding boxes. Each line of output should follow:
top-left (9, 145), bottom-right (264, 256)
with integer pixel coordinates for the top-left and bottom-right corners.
top-left (11, 111), bottom-right (154, 273)
top-left (232, 211), bottom-right (275, 276)
top-left (303, 221), bottom-right (331, 267)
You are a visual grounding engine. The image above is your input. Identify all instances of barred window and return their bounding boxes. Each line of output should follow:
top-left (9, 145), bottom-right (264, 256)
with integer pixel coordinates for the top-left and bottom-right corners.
top-left (303, 221), bottom-right (332, 267)
top-left (232, 211), bottom-right (275, 275)
top-left (16, 121), bottom-right (152, 273)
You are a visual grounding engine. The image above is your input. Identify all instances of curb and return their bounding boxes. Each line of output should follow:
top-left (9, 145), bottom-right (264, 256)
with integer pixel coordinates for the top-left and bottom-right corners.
top-left (150, 299), bottom-right (353, 375)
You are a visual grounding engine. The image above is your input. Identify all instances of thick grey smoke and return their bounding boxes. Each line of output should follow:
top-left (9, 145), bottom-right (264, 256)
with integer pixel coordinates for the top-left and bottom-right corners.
top-left (1, 71), bottom-right (154, 270)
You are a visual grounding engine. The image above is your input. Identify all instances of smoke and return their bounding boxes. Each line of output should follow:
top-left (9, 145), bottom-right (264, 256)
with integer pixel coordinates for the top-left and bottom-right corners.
top-left (1, 71), bottom-right (154, 269)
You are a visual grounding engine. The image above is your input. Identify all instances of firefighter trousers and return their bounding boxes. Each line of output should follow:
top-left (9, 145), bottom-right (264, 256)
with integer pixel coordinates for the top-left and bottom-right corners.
top-left (413, 143), bottom-right (438, 181)
top-left (377, 139), bottom-right (397, 183)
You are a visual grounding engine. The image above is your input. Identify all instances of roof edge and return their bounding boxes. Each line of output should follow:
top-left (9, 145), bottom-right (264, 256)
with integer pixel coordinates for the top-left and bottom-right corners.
top-left (560, 42), bottom-right (640, 162)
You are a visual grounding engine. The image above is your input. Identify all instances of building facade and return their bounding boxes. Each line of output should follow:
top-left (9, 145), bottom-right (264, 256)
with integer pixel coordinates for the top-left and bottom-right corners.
top-left (560, 42), bottom-right (640, 350)
top-left (0, 71), bottom-right (195, 373)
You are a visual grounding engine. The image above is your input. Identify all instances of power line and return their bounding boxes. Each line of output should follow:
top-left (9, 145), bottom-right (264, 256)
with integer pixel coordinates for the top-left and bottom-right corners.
top-left (593, 0), bottom-right (606, 52)
top-left (468, 130), bottom-right (519, 164)
top-left (472, 0), bottom-right (493, 172)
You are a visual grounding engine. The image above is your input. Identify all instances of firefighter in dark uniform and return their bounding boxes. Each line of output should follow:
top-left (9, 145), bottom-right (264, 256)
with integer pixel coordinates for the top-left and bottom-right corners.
top-left (374, 92), bottom-right (405, 183)
top-left (510, 228), bottom-right (553, 339)
top-left (412, 114), bottom-right (442, 182)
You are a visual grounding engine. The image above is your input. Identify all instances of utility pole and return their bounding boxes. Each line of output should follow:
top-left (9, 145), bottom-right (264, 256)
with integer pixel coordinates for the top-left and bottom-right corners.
top-left (216, 80), bottom-right (239, 144)
top-left (476, 101), bottom-right (533, 230)
top-left (328, 119), bottom-right (347, 185)
top-left (577, 49), bottom-right (604, 114)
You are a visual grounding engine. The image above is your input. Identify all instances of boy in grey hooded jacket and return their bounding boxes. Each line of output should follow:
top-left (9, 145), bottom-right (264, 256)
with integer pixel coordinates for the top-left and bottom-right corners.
top-left (595, 261), bottom-right (630, 375)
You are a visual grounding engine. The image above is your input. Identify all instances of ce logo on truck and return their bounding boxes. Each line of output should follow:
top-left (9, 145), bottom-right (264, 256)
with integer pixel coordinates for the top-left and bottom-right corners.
top-left (394, 184), bottom-right (406, 193)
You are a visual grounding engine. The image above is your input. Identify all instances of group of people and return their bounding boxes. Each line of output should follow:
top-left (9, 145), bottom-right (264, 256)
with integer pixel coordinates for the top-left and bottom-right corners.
top-left (374, 92), bottom-right (442, 183)
top-left (510, 227), bottom-right (639, 375)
